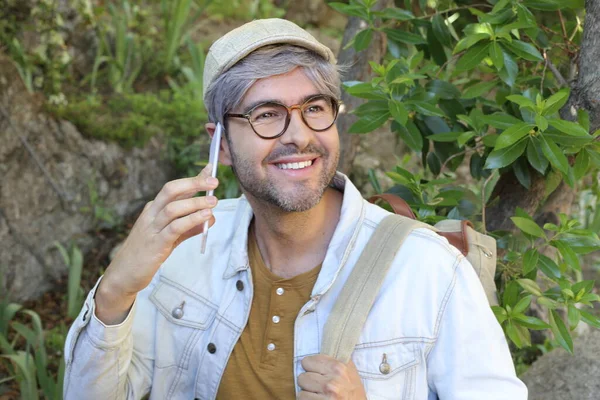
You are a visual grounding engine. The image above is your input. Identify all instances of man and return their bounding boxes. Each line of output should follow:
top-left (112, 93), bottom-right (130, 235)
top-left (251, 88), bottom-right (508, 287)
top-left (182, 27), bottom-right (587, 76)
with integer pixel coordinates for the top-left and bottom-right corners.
top-left (64, 19), bottom-right (527, 399)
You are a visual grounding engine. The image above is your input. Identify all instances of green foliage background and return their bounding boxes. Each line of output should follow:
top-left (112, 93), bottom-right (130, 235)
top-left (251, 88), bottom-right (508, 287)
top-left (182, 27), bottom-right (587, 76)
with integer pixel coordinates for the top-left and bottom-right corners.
top-left (333, 0), bottom-right (600, 370)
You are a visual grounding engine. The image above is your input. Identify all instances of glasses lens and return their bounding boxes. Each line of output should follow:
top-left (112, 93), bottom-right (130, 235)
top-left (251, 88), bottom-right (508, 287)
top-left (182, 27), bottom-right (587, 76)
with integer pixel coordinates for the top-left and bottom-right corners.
top-left (249, 103), bottom-right (288, 138)
top-left (302, 96), bottom-right (337, 131)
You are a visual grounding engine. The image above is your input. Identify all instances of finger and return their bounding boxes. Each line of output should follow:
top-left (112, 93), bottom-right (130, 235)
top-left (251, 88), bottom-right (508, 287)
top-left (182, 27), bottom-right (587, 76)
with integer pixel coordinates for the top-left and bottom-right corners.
top-left (297, 372), bottom-right (328, 393)
top-left (150, 165), bottom-right (218, 215)
top-left (153, 195), bottom-right (218, 231)
top-left (161, 208), bottom-right (213, 241)
top-left (301, 355), bottom-right (339, 375)
top-left (173, 216), bottom-right (216, 248)
top-left (298, 391), bottom-right (323, 400)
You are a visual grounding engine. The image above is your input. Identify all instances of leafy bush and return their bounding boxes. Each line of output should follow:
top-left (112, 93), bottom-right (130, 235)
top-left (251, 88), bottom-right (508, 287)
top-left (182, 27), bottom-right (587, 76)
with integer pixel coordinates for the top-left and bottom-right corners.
top-left (331, 0), bottom-right (600, 360)
top-left (49, 90), bottom-right (206, 147)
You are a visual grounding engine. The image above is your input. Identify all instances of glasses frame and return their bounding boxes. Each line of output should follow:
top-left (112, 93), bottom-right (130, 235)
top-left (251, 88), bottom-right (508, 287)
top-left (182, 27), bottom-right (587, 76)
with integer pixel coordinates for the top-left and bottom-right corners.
top-left (224, 94), bottom-right (342, 140)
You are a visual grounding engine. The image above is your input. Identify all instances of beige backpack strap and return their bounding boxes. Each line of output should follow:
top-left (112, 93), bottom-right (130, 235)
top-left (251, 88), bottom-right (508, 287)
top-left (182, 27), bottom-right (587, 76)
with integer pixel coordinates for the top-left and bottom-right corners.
top-left (321, 214), bottom-right (429, 363)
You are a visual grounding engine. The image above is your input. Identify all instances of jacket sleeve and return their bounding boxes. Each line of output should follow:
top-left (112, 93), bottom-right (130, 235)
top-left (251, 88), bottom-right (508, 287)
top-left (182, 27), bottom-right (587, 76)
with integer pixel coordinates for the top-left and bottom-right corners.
top-left (426, 257), bottom-right (528, 400)
top-left (63, 276), bottom-right (157, 400)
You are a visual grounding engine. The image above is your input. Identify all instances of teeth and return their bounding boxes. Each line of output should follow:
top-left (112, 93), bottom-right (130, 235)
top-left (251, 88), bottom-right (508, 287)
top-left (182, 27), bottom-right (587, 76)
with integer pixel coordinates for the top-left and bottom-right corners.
top-left (276, 160), bottom-right (313, 170)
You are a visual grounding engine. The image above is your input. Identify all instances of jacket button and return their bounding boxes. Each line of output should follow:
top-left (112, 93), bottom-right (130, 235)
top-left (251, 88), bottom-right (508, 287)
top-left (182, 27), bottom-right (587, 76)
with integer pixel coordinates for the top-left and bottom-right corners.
top-left (207, 343), bottom-right (217, 354)
top-left (236, 280), bottom-right (244, 291)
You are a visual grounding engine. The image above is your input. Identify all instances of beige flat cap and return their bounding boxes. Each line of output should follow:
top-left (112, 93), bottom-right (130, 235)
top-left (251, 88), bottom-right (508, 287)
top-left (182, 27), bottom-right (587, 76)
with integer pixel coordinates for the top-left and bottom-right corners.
top-left (203, 18), bottom-right (337, 101)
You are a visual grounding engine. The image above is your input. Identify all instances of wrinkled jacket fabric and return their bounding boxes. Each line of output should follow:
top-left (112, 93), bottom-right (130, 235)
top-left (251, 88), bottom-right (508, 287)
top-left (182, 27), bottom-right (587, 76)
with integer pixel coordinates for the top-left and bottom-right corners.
top-left (63, 173), bottom-right (527, 400)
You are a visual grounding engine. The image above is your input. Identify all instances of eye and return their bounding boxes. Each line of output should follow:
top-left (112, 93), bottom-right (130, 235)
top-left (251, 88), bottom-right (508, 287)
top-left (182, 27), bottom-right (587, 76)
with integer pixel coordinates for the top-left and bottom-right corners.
top-left (256, 112), bottom-right (277, 120)
top-left (306, 105), bottom-right (324, 113)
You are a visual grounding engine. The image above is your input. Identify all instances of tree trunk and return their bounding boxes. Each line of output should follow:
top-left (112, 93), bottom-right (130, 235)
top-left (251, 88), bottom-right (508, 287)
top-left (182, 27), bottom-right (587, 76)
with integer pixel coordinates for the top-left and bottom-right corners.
top-left (486, 1), bottom-right (600, 231)
top-left (336, 0), bottom-right (393, 175)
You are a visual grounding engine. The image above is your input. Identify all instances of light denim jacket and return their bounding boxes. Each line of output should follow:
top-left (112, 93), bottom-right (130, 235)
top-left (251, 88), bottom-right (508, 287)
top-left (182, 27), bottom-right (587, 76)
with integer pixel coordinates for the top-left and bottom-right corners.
top-left (63, 173), bottom-right (527, 400)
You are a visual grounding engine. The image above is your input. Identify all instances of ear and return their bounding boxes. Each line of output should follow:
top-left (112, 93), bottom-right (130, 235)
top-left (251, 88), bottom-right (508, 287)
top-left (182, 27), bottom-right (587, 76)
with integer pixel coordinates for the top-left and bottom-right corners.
top-left (205, 122), bottom-right (233, 166)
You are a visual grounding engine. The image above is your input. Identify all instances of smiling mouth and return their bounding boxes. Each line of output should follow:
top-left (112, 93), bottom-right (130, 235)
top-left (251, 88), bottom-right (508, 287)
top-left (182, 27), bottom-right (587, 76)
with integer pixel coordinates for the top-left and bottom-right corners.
top-left (274, 159), bottom-right (314, 170)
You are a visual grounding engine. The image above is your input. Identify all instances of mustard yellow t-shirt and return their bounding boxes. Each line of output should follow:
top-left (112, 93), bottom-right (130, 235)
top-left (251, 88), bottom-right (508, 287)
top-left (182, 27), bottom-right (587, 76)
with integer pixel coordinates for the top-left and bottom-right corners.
top-left (216, 227), bottom-right (321, 399)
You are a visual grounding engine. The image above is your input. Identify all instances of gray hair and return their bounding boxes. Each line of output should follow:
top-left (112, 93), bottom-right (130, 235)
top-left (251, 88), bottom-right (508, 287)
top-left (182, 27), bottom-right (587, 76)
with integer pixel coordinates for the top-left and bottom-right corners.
top-left (204, 44), bottom-right (343, 128)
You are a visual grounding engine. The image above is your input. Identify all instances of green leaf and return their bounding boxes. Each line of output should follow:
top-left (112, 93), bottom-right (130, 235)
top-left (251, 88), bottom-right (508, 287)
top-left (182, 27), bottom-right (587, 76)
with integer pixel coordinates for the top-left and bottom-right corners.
top-left (538, 254), bottom-right (562, 279)
top-left (394, 120), bottom-right (423, 152)
top-left (495, 123), bottom-right (535, 150)
top-left (353, 29), bottom-right (373, 52)
top-left (376, 8), bottom-right (415, 21)
top-left (574, 150), bottom-right (590, 180)
top-left (481, 113), bottom-right (522, 130)
top-left (353, 100), bottom-right (389, 117)
top-left (426, 80), bottom-right (461, 99)
top-left (489, 41), bottom-right (504, 69)
top-left (526, 138), bottom-right (549, 174)
top-left (498, 49), bottom-right (518, 87)
top-left (549, 310), bottom-right (574, 354)
top-left (462, 80), bottom-right (498, 99)
top-left (523, 248), bottom-right (540, 275)
top-left (485, 138), bottom-right (527, 169)
top-left (454, 33), bottom-right (490, 54)
top-left (408, 101), bottom-right (445, 117)
top-left (548, 119), bottom-right (590, 137)
top-left (580, 310), bottom-right (600, 329)
top-left (511, 216), bottom-right (546, 238)
top-left (389, 100), bottom-right (408, 125)
top-left (506, 320), bottom-right (530, 348)
top-left (432, 14), bottom-right (452, 47)
top-left (328, 2), bottom-right (369, 19)
top-left (540, 136), bottom-right (569, 174)
top-left (503, 39), bottom-right (544, 61)
top-left (514, 156), bottom-right (532, 188)
top-left (535, 115), bottom-right (548, 131)
top-left (557, 234), bottom-right (600, 254)
top-left (343, 81), bottom-right (386, 99)
top-left (578, 109), bottom-right (590, 131)
top-left (491, 306), bottom-right (508, 324)
top-left (517, 278), bottom-right (542, 296)
top-left (572, 280), bottom-right (595, 296)
top-left (455, 42), bottom-right (491, 72)
top-left (567, 304), bottom-right (581, 330)
top-left (513, 314), bottom-right (551, 330)
top-left (554, 240), bottom-right (581, 271)
top-left (349, 112), bottom-right (390, 134)
top-left (512, 295), bottom-right (532, 315)
top-left (427, 25), bottom-right (448, 66)
top-left (506, 95), bottom-right (536, 109)
top-left (383, 28), bottom-right (427, 45)
top-left (542, 89), bottom-right (570, 116)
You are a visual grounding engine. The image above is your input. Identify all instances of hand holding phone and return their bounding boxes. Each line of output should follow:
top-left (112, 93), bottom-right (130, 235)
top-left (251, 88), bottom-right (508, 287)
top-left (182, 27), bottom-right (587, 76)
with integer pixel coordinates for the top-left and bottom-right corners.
top-left (200, 122), bottom-right (223, 253)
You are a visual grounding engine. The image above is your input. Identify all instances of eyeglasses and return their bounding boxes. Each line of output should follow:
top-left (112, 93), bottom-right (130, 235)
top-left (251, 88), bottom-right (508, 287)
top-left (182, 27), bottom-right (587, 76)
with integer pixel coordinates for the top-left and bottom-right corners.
top-left (225, 94), bottom-right (341, 139)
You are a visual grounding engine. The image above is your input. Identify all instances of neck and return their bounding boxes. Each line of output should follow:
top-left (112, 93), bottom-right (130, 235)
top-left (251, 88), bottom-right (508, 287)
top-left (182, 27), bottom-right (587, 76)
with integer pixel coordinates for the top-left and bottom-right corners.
top-left (246, 187), bottom-right (343, 279)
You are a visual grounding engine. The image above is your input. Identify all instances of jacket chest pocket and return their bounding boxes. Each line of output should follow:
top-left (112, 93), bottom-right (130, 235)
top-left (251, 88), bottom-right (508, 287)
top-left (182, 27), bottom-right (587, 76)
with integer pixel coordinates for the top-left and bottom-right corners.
top-left (150, 276), bottom-right (217, 369)
top-left (352, 342), bottom-right (420, 400)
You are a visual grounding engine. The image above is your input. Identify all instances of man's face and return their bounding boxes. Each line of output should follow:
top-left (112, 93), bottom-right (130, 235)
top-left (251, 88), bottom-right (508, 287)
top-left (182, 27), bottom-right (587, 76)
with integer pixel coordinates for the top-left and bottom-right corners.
top-left (221, 67), bottom-right (340, 212)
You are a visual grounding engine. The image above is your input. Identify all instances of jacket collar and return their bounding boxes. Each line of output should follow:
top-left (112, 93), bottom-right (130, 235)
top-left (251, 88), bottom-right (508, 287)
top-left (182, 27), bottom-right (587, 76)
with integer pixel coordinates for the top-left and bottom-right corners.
top-left (222, 172), bottom-right (366, 292)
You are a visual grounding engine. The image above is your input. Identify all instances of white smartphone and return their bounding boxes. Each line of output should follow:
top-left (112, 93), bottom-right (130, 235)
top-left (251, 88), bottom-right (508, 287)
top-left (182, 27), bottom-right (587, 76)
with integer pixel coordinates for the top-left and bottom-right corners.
top-left (200, 122), bottom-right (222, 254)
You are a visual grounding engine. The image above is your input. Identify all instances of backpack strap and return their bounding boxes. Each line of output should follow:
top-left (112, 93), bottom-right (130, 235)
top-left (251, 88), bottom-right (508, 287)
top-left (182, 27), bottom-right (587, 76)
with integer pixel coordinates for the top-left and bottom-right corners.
top-left (368, 193), bottom-right (416, 219)
top-left (321, 214), bottom-right (429, 363)
top-left (369, 194), bottom-right (470, 256)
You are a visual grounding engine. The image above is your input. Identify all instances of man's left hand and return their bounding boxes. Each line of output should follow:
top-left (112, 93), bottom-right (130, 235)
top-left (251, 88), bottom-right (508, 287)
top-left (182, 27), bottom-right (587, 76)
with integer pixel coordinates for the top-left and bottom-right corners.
top-left (298, 354), bottom-right (367, 399)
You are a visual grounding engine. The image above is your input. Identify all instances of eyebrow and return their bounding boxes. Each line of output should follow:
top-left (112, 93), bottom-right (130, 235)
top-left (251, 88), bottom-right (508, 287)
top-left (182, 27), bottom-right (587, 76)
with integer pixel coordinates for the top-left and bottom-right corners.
top-left (241, 93), bottom-right (324, 114)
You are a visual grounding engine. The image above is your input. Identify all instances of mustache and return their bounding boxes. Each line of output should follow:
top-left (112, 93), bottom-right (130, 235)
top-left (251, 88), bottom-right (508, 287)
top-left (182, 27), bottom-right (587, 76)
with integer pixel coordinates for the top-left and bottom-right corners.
top-left (264, 144), bottom-right (327, 163)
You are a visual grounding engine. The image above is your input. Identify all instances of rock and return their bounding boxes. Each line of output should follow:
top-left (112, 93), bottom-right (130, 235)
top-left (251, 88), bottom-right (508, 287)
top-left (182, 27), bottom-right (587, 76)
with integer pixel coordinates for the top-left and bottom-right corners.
top-left (521, 330), bottom-right (600, 400)
top-left (0, 54), bottom-right (175, 302)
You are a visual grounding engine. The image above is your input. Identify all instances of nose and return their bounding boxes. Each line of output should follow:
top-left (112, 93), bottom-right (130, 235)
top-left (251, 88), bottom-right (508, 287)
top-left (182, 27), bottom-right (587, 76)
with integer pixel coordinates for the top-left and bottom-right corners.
top-left (279, 107), bottom-right (312, 150)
